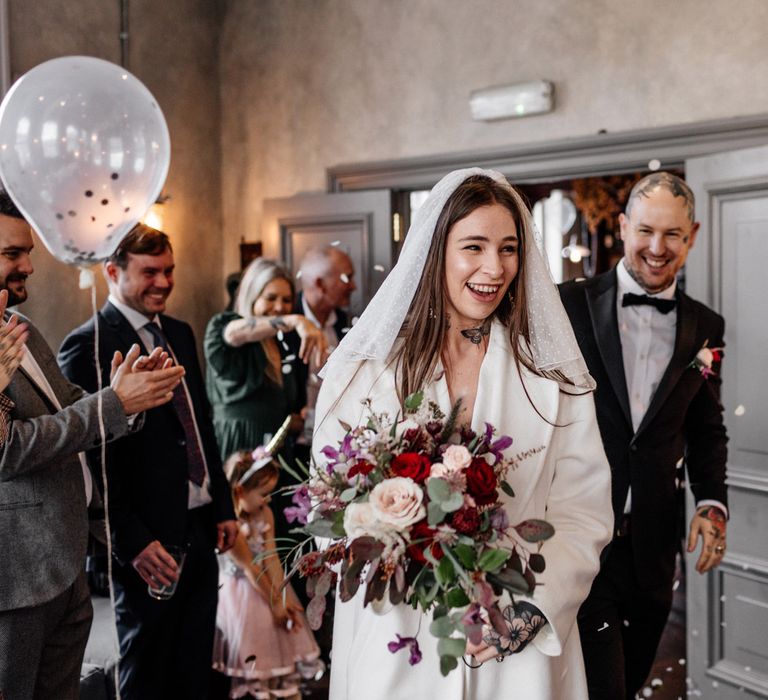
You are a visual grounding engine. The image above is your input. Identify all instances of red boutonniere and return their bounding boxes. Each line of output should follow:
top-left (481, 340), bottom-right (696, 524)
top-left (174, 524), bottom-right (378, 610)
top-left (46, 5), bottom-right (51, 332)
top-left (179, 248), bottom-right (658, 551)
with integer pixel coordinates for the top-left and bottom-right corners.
top-left (689, 342), bottom-right (723, 379)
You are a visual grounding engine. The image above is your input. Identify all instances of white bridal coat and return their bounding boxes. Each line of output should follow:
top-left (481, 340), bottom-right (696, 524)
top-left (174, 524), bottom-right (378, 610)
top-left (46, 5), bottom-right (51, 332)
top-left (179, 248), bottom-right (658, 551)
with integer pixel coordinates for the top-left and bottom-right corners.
top-left (313, 322), bottom-right (613, 700)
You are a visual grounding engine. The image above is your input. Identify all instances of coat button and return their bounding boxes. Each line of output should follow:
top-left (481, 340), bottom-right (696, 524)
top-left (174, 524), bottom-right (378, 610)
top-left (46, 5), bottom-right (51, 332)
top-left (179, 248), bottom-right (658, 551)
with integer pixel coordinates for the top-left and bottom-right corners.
top-left (177, 438), bottom-right (186, 447)
top-left (630, 444), bottom-right (638, 452)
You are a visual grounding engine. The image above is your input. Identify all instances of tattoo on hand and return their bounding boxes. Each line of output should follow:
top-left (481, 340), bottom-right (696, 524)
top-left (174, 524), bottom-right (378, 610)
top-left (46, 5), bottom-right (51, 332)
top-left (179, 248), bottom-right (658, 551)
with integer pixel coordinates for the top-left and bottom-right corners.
top-left (697, 505), bottom-right (726, 538)
top-left (269, 316), bottom-right (289, 332)
top-left (482, 601), bottom-right (546, 658)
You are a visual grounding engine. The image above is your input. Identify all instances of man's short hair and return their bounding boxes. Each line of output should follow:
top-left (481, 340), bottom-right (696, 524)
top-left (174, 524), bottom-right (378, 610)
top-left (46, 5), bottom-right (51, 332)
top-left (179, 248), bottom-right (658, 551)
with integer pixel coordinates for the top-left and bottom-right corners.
top-left (625, 172), bottom-right (696, 223)
top-left (0, 188), bottom-right (24, 219)
top-left (108, 222), bottom-right (172, 269)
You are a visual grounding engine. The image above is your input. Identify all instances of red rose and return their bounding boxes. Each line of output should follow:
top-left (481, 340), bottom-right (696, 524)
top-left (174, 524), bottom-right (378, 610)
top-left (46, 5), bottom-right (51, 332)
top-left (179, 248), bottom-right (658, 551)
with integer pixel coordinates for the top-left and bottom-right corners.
top-left (347, 459), bottom-right (375, 478)
top-left (391, 452), bottom-right (431, 483)
top-left (407, 521), bottom-right (444, 565)
top-left (451, 506), bottom-right (481, 534)
top-left (466, 458), bottom-right (498, 506)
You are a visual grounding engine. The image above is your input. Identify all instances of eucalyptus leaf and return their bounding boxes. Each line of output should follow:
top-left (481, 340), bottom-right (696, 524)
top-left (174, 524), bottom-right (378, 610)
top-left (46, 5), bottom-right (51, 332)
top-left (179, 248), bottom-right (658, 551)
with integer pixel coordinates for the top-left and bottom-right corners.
top-left (487, 566), bottom-right (532, 595)
top-left (340, 487), bottom-right (358, 503)
top-left (440, 655), bottom-right (458, 677)
top-left (429, 615), bottom-right (455, 638)
top-left (500, 480), bottom-right (516, 498)
top-left (528, 553), bottom-right (546, 573)
top-left (437, 637), bottom-right (466, 658)
top-left (428, 502), bottom-right (446, 526)
top-left (304, 518), bottom-right (338, 539)
top-left (441, 491), bottom-right (464, 513)
top-left (427, 478), bottom-right (451, 503)
top-left (514, 519), bottom-right (556, 543)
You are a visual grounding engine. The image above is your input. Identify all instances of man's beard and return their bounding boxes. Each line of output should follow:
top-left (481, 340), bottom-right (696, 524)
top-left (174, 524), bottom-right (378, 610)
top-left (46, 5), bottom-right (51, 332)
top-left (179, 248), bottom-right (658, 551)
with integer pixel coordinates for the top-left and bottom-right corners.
top-left (2, 275), bottom-right (28, 306)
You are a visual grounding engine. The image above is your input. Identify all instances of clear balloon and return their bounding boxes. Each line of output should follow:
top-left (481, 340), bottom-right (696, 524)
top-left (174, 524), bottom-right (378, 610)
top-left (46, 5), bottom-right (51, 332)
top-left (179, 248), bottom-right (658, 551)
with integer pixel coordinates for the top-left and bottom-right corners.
top-left (0, 56), bottom-right (170, 265)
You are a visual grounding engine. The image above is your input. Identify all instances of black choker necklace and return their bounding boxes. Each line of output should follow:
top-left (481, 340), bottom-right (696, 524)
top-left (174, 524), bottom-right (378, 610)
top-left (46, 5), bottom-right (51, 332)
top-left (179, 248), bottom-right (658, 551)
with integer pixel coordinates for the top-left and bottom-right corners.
top-left (460, 322), bottom-right (491, 345)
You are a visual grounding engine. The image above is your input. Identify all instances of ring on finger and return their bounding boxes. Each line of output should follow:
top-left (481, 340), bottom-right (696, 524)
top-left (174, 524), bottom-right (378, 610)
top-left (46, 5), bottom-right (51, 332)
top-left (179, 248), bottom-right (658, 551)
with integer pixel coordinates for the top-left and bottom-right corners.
top-left (715, 545), bottom-right (725, 554)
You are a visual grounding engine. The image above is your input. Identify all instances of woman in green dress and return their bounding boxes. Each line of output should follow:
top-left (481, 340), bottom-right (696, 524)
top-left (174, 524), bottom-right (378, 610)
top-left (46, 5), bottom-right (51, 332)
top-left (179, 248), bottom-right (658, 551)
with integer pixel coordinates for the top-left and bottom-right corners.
top-left (205, 258), bottom-right (327, 561)
top-left (204, 258), bottom-right (327, 460)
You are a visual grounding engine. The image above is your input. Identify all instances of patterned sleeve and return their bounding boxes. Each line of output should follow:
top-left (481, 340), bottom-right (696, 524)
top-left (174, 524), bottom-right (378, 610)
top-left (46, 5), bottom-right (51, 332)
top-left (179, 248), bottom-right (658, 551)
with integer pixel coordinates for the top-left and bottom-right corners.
top-left (0, 392), bottom-right (15, 445)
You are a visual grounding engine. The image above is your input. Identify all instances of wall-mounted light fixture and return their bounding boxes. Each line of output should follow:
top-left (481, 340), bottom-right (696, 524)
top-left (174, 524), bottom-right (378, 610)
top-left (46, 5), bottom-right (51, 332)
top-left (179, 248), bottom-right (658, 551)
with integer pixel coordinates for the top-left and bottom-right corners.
top-left (469, 80), bottom-right (554, 121)
top-left (142, 193), bottom-right (170, 231)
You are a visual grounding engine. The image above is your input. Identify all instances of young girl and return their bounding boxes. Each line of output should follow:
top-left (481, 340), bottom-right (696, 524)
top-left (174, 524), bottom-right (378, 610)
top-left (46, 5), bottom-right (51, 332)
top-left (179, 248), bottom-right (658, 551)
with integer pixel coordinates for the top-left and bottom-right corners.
top-left (213, 450), bottom-right (321, 699)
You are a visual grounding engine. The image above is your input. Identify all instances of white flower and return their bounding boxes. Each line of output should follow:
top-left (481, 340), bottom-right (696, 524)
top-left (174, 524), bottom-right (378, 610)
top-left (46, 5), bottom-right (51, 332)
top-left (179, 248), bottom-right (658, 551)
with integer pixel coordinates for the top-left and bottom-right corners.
top-left (343, 502), bottom-right (383, 540)
top-left (369, 477), bottom-right (426, 532)
top-left (443, 445), bottom-right (472, 471)
top-left (429, 462), bottom-right (449, 479)
top-left (696, 347), bottom-right (714, 368)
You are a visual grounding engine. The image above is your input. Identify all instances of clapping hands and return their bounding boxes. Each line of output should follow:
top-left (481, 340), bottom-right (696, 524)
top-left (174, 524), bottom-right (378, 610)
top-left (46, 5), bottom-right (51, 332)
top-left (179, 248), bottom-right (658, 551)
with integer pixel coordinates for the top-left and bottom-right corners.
top-left (110, 343), bottom-right (185, 414)
top-left (0, 289), bottom-right (29, 392)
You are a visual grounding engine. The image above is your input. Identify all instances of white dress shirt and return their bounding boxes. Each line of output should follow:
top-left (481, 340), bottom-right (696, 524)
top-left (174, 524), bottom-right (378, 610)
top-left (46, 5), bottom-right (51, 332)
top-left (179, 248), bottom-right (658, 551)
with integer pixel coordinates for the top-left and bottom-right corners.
top-left (615, 261), bottom-right (725, 517)
top-left (20, 351), bottom-right (93, 504)
top-left (108, 295), bottom-right (212, 508)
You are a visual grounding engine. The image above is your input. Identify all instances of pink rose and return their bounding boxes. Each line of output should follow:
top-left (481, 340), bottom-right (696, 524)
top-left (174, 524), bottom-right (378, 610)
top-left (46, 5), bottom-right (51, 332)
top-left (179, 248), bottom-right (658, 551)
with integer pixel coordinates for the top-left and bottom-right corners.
top-left (369, 477), bottom-right (426, 532)
top-left (442, 445), bottom-right (472, 471)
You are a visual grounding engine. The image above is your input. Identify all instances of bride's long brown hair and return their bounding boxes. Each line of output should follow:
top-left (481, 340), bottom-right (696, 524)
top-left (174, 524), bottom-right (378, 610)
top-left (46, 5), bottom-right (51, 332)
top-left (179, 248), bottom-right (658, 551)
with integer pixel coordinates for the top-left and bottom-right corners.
top-left (392, 174), bottom-right (543, 404)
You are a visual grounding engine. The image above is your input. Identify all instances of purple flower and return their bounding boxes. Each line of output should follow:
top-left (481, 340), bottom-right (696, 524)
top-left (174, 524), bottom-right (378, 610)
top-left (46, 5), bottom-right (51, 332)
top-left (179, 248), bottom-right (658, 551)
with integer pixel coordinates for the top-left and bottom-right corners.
top-left (460, 603), bottom-right (485, 645)
top-left (320, 434), bottom-right (361, 474)
top-left (284, 486), bottom-right (312, 525)
top-left (489, 434), bottom-right (513, 465)
top-left (489, 506), bottom-right (510, 534)
top-left (387, 634), bottom-right (422, 665)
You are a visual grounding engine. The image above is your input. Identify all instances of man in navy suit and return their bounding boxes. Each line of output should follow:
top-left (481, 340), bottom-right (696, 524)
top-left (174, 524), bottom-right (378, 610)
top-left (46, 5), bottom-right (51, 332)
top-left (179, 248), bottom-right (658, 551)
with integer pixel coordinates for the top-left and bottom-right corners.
top-left (559, 173), bottom-right (728, 699)
top-left (58, 224), bottom-right (237, 700)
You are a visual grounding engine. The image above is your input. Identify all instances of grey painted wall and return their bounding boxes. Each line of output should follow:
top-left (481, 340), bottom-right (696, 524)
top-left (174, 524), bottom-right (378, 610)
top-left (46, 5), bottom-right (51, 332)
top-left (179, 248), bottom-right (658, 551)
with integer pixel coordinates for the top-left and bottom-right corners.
top-left (7, 0), bottom-right (223, 352)
top-left (5, 0), bottom-right (768, 346)
top-left (218, 0), bottom-right (768, 274)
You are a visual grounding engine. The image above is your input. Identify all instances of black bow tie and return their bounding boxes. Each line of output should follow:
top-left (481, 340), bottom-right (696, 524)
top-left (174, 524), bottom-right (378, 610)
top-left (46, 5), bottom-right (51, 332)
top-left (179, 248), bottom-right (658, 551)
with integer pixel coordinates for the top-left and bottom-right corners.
top-left (622, 292), bottom-right (676, 314)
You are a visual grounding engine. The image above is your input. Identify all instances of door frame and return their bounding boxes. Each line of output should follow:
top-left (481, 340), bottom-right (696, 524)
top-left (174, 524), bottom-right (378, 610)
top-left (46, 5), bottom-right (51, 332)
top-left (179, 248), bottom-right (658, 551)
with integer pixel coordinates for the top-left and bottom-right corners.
top-left (327, 113), bottom-right (768, 192)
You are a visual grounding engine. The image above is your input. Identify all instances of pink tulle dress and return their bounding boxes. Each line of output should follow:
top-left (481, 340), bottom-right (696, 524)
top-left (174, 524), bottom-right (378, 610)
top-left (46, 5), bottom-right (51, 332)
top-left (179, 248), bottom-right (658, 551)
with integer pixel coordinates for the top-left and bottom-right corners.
top-left (212, 518), bottom-right (321, 699)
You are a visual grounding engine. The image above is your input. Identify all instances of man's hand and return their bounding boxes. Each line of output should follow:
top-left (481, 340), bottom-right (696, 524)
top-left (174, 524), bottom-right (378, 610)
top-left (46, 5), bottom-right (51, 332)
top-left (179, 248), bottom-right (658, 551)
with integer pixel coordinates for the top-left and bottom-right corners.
top-left (0, 290), bottom-right (28, 392)
top-left (688, 505), bottom-right (727, 574)
top-left (131, 540), bottom-right (180, 587)
top-left (110, 344), bottom-right (185, 414)
top-left (216, 519), bottom-right (239, 553)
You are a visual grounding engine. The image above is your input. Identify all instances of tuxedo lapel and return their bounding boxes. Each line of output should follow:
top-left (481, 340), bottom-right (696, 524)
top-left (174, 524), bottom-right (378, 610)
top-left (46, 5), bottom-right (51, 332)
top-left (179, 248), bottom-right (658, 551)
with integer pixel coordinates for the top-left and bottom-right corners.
top-left (635, 292), bottom-right (699, 438)
top-left (586, 270), bottom-right (632, 429)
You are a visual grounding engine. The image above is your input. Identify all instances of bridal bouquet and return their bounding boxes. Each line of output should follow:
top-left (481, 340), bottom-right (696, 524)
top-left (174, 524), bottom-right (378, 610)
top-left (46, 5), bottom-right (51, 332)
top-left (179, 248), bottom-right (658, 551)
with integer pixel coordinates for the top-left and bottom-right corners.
top-left (283, 393), bottom-right (554, 676)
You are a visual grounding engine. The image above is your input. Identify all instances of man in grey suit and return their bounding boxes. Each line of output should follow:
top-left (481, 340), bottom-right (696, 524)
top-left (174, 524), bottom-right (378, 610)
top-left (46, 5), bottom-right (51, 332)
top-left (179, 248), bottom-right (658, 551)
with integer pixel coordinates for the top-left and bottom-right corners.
top-left (0, 190), bottom-right (185, 700)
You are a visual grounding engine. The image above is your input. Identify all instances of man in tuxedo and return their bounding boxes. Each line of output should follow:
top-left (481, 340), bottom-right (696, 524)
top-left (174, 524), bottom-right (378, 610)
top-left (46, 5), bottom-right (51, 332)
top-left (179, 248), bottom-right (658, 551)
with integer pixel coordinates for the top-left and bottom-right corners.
top-left (0, 192), bottom-right (185, 699)
top-left (58, 224), bottom-right (238, 699)
top-left (559, 172), bottom-right (728, 699)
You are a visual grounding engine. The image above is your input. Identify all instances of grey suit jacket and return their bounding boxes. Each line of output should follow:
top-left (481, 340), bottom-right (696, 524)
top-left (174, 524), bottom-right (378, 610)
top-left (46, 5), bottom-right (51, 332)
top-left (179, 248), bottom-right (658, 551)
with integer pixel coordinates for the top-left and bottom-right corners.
top-left (0, 315), bottom-right (130, 611)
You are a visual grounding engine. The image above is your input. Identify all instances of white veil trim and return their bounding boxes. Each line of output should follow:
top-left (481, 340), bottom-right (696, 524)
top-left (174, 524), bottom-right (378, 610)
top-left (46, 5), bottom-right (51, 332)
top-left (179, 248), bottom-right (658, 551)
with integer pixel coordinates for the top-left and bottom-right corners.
top-left (320, 167), bottom-right (595, 390)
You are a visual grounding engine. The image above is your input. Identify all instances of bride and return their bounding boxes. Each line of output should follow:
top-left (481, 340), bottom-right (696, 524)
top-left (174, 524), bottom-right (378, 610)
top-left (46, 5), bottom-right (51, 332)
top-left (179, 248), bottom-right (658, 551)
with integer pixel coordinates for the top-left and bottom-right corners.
top-left (312, 168), bottom-right (612, 699)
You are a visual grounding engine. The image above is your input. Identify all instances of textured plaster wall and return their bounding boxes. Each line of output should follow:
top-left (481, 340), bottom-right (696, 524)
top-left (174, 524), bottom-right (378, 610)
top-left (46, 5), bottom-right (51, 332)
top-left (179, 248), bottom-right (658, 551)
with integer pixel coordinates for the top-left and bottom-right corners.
top-left (7, 0), bottom-right (223, 351)
top-left (218, 0), bottom-right (768, 275)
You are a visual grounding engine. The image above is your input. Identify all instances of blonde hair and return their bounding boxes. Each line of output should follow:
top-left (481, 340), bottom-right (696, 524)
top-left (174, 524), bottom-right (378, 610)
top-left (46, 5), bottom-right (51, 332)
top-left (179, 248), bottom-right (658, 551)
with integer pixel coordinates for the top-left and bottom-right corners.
top-left (234, 258), bottom-right (294, 384)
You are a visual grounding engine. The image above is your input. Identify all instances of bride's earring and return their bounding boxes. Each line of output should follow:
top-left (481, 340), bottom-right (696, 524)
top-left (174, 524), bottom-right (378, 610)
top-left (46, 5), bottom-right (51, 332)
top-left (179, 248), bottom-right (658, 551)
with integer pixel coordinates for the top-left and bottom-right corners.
top-left (428, 306), bottom-right (435, 319)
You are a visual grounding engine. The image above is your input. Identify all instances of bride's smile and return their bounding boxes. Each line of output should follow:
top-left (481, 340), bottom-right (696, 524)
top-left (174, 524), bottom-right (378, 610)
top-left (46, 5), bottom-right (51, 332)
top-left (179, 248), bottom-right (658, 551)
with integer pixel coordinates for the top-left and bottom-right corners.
top-left (443, 203), bottom-right (519, 328)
